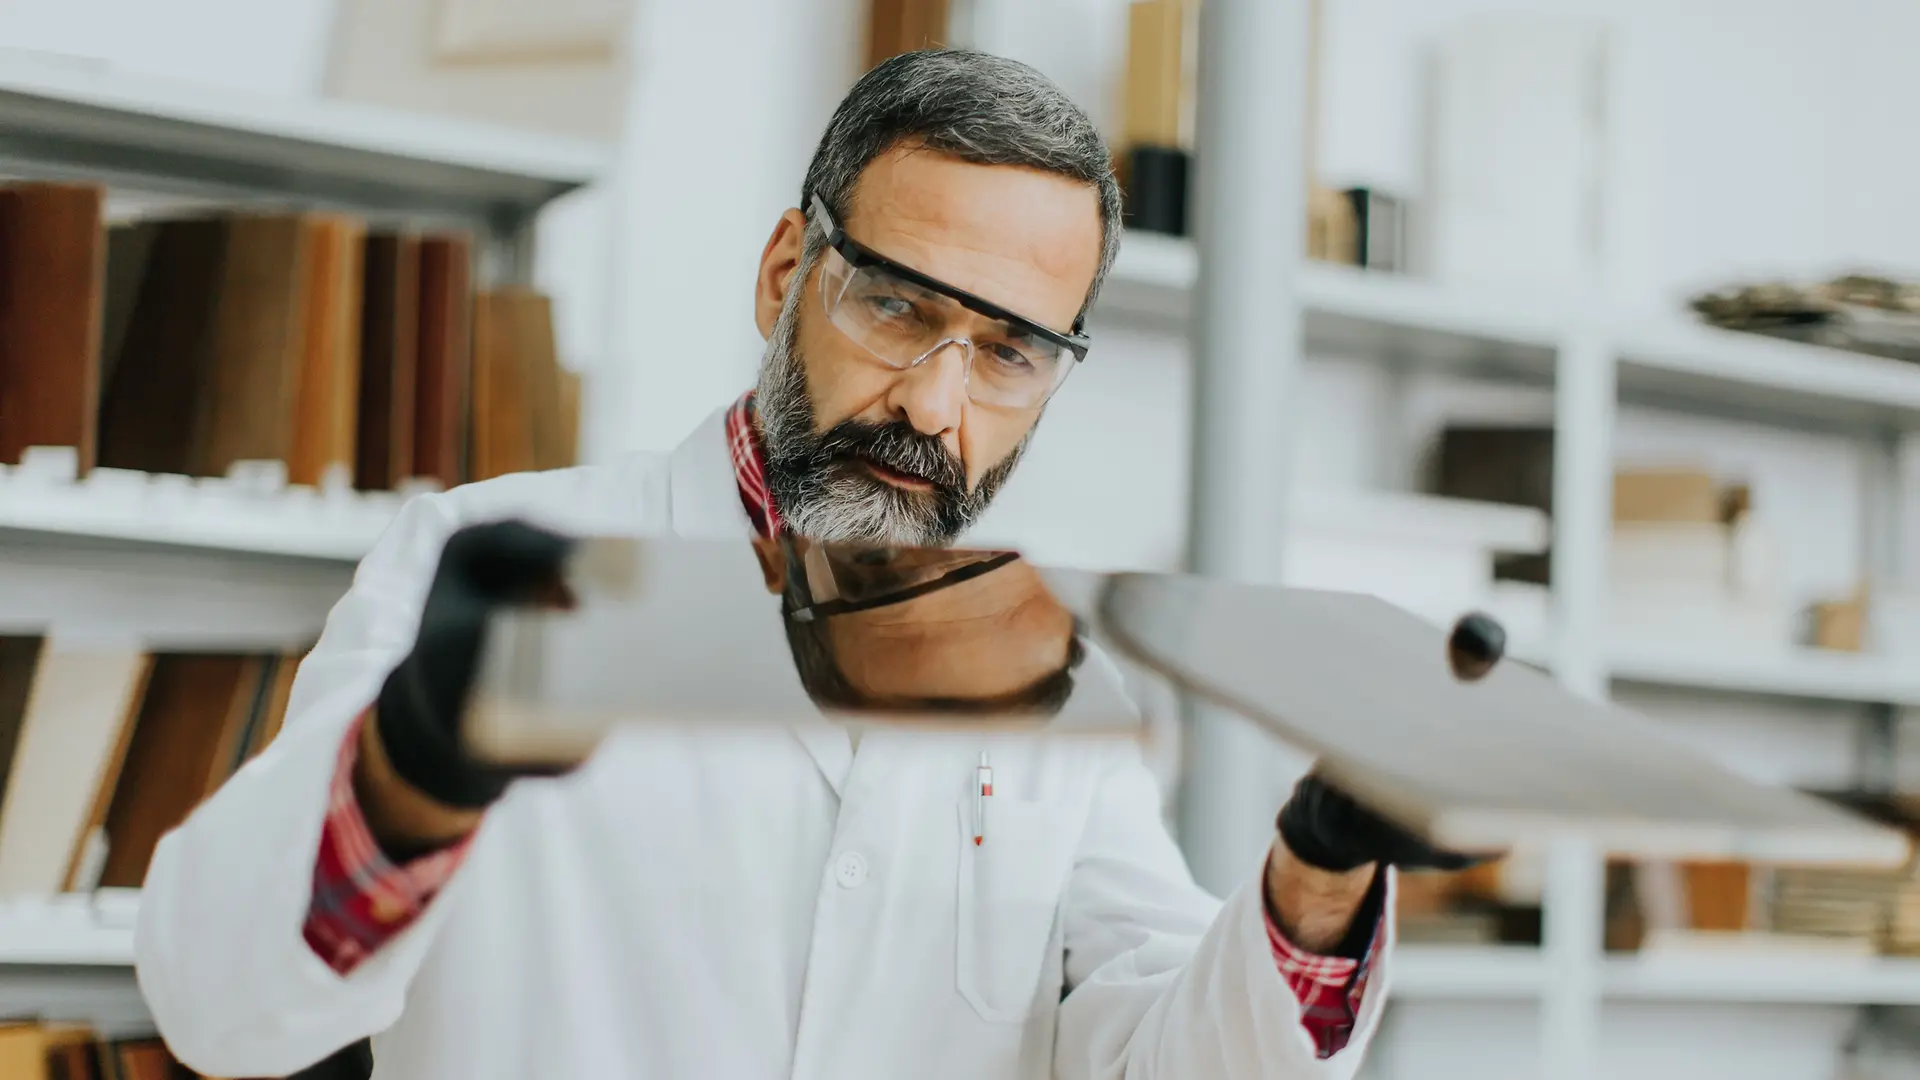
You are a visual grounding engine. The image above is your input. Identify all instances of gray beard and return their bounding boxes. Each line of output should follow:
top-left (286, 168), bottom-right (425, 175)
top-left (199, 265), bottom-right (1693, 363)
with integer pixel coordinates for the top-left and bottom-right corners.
top-left (753, 270), bottom-right (1031, 547)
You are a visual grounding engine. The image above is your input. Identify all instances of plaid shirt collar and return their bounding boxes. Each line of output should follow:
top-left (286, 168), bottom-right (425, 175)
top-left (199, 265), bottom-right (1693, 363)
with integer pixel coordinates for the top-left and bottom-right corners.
top-left (726, 392), bottom-right (783, 540)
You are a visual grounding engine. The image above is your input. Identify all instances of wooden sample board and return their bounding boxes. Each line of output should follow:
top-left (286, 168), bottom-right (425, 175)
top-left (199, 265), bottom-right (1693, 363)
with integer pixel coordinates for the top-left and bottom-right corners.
top-left (466, 538), bottom-right (1142, 764)
top-left (413, 234), bottom-right (473, 489)
top-left (474, 537), bottom-right (1907, 867)
top-left (0, 183), bottom-right (107, 470)
top-left (1091, 572), bottom-right (1910, 866)
top-left (356, 232), bottom-right (422, 490)
top-left (0, 643), bottom-right (151, 896)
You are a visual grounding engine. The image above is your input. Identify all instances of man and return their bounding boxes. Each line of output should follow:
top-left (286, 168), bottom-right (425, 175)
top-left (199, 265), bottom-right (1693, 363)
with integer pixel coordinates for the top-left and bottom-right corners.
top-left (137, 50), bottom-right (1469, 1080)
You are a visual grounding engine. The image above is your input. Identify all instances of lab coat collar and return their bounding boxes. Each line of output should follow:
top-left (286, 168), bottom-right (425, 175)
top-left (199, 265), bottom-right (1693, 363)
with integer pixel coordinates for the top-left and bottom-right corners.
top-left (667, 404), bottom-right (755, 540)
top-left (666, 402), bottom-right (857, 797)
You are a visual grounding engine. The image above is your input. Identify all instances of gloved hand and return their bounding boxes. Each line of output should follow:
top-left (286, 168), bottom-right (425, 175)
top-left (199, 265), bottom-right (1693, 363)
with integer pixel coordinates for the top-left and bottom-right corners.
top-left (375, 519), bottom-right (578, 809)
top-left (1276, 772), bottom-right (1490, 873)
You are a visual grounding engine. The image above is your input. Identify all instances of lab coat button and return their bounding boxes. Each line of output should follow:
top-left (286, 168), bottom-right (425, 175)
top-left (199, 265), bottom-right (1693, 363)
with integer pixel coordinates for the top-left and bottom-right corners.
top-left (834, 852), bottom-right (869, 889)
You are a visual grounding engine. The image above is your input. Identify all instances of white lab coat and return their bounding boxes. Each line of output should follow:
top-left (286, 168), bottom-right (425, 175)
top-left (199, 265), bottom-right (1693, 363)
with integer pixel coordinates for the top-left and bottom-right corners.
top-left (134, 405), bottom-right (1392, 1080)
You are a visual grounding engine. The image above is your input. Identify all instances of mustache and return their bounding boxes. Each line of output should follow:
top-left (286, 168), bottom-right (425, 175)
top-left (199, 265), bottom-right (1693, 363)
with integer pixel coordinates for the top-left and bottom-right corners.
top-left (812, 420), bottom-right (967, 495)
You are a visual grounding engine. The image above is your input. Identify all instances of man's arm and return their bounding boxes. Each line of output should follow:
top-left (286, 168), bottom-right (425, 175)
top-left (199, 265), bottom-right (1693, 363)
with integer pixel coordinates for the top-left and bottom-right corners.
top-left (137, 495), bottom-right (464, 1079)
top-left (354, 711), bottom-right (488, 856)
top-left (1053, 748), bottom-right (1394, 1080)
top-left (303, 518), bottom-right (580, 974)
top-left (1266, 846), bottom-right (1374, 954)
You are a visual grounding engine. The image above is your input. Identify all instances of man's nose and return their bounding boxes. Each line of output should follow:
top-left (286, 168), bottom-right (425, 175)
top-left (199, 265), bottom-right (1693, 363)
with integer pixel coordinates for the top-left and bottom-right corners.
top-left (886, 340), bottom-right (969, 438)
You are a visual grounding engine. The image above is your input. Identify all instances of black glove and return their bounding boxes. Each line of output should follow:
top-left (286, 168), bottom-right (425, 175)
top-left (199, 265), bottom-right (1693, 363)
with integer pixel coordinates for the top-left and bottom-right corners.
top-left (1276, 772), bottom-right (1489, 873)
top-left (376, 519), bottom-right (577, 809)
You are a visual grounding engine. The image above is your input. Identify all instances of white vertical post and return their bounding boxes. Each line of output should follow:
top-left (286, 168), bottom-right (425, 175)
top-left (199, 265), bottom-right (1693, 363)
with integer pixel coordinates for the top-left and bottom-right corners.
top-left (1538, 334), bottom-right (1616, 1080)
top-left (1862, 430), bottom-right (1905, 584)
top-left (1550, 334), bottom-right (1614, 701)
top-left (1858, 431), bottom-right (1903, 793)
top-left (1540, 834), bottom-right (1606, 1080)
top-left (1176, 0), bottom-right (1315, 895)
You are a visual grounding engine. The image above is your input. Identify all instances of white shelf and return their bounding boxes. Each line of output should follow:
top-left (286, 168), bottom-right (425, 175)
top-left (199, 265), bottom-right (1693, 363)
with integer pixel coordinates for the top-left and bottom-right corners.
top-left (0, 891), bottom-right (137, 966)
top-left (1105, 235), bottom-right (1562, 381)
top-left (0, 458), bottom-right (400, 562)
top-left (1296, 488), bottom-right (1549, 555)
top-left (1606, 952), bottom-right (1920, 1005)
top-left (1617, 319), bottom-right (1920, 428)
top-left (1104, 233), bottom-right (1920, 429)
top-left (0, 50), bottom-right (609, 219)
top-left (1392, 945), bottom-right (1548, 999)
top-left (0, 457), bottom-right (390, 648)
top-left (1395, 945), bottom-right (1920, 1007)
top-left (1609, 644), bottom-right (1920, 707)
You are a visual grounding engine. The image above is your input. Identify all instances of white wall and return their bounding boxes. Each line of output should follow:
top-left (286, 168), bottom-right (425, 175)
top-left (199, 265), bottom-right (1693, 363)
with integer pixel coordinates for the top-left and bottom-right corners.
top-left (0, 0), bottom-right (338, 98)
top-left (583, 0), bottom-right (866, 460)
top-left (970, 0), bottom-right (1920, 311)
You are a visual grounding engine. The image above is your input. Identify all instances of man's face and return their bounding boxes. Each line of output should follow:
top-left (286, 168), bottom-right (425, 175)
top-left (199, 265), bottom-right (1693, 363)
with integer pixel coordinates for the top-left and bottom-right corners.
top-left (752, 147), bottom-right (1104, 546)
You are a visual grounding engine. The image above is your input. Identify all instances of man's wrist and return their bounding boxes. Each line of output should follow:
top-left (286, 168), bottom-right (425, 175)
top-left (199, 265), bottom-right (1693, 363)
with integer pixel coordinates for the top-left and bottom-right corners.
top-left (375, 659), bottom-right (511, 809)
top-left (353, 710), bottom-right (487, 861)
top-left (1265, 834), bottom-right (1377, 954)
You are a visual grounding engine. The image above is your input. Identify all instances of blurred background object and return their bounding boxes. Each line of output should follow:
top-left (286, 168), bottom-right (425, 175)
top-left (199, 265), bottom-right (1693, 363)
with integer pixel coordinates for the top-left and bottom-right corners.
top-left (329, 0), bottom-right (634, 140)
top-left (0, 0), bottom-right (1916, 1078)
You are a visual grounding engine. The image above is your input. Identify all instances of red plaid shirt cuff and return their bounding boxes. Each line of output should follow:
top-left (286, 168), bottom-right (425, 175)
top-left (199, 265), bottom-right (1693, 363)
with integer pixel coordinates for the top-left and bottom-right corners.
top-left (1265, 889), bottom-right (1383, 1059)
top-left (304, 711), bottom-right (473, 975)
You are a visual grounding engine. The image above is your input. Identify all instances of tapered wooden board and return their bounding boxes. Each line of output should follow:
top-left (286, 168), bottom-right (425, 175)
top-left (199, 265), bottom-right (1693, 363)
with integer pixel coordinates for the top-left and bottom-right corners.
top-left (1091, 572), bottom-right (1910, 866)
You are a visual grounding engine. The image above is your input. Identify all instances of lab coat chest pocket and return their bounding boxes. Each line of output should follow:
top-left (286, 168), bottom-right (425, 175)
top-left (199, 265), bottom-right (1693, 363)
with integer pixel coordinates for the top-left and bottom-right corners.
top-left (953, 796), bottom-right (1078, 1023)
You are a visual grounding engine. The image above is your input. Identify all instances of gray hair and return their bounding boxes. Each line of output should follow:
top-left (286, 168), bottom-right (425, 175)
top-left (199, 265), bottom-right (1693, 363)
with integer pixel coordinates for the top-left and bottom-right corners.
top-left (799, 48), bottom-right (1123, 329)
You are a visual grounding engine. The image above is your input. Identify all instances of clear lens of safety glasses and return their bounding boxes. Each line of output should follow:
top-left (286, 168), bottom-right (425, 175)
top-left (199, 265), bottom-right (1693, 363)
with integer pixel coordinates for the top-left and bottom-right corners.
top-left (819, 246), bottom-right (1076, 409)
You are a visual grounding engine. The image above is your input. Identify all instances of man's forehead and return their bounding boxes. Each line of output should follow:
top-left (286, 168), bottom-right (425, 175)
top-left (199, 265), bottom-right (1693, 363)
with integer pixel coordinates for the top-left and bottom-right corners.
top-left (841, 148), bottom-right (1102, 323)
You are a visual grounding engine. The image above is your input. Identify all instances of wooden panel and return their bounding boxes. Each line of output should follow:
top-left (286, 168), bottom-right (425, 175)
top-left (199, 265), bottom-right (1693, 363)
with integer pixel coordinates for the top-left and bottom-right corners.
top-left (865, 0), bottom-right (948, 70)
top-left (242, 650), bottom-right (303, 761)
top-left (510, 290), bottom-right (569, 471)
top-left (98, 654), bottom-right (261, 888)
top-left (355, 233), bottom-right (422, 490)
top-left (1094, 572), bottom-right (1913, 865)
top-left (1122, 1), bottom-right (1192, 149)
top-left (197, 215), bottom-right (316, 477)
top-left (1683, 860), bottom-right (1753, 932)
top-left (0, 1023), bottom-right (49, 1080)
top-left (0, 646), bottom-right (151, 896)
top-left (469, 289), bottom-right (538, 481)
top-left (288, 216), bottom-right (367, 487)
top-left (413, 234), bottom-right (473, 489)
top-left (0, 638), bottom-right (45, 815)
top-left (95, 220), bottom-right (228, 475)
top-left (0, 184), bottom-right (106, 470)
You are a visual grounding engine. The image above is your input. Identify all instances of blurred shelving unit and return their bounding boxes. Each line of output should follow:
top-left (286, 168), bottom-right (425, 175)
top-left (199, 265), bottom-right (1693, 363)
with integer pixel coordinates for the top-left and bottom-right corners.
top-left (1395, 946), bottom-right (1920, 1007)
top-left (1604, 953), bottom-right (1920, 1006)
top-left (1110, 232), bottom-right (1920, 421)
top-left (0, 892), bottom-right (138, 967)
top-left (0, 52), bottom-right (609, 273)
top-left (1106, 230), bottom-right (1920, 1075)
top-left (0, 56), bottom-right (609, 1033)
top-left (1609, 645), bottom-right (1920, 708)
top-left (1392, 946), bottom-right (1549, 1000)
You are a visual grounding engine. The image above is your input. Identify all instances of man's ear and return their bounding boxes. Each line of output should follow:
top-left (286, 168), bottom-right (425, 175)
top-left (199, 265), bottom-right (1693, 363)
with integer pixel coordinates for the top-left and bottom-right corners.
top-left (755, 208), bottom-right (810, 340)
top-left (751, 537), bottom-right (788, 595)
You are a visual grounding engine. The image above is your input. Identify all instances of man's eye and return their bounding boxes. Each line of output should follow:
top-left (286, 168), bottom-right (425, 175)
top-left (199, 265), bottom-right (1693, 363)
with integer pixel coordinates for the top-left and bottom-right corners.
top-left (985, 343), bottom-right (1037, 370)
top-left (865, 295), bottom-right (917, 321)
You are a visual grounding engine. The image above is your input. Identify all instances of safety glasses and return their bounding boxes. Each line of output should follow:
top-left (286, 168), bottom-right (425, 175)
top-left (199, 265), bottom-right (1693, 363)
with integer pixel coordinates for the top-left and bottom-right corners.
top-left (809, 195), bottom-right (1090, 410)
top-left (781, 539), bottom-right (1023, 624)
